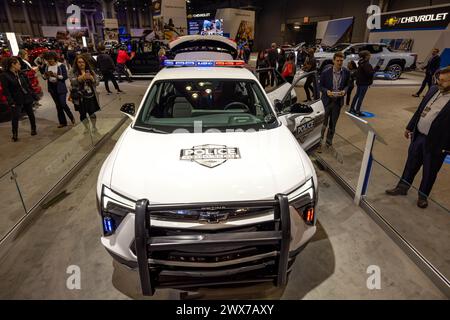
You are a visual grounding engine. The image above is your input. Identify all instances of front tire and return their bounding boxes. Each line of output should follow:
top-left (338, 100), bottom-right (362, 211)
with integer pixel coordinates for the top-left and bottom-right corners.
top-left (386, 63), bottom-right (403, 80)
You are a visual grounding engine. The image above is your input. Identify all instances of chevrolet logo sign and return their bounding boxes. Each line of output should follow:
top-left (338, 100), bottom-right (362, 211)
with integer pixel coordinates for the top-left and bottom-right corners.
top-left (198, 211), bottom-right (229, 223)
top-left (384, 17), bottom-right (400, 27)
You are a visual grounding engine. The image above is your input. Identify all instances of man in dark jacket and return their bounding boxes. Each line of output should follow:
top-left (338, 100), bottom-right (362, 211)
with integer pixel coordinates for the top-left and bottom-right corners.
top-left (267, 43), bottom-right (278, 86)
top-left (96, 44), bottom-right (122, 94)
top-left (303, 48), bottom-right (317, 102)
top-left (0, 57), bottom-right (37, 141)
top-left (413, 48), bottom-right (441, 97)
top-left (318, 51), bottom-right (350, 149)
top-left (386, 67), bottom-right (450, 208)
top-left (349, 50), bottom-right (376, 116)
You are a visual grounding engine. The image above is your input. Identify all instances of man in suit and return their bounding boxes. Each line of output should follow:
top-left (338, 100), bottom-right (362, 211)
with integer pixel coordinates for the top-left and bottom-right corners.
top-left (413, 48), bottom-right (441, 97)
top-left (318, 51), bottom-right (350, 150)
top-left (387, 66), bottom-right (450, 208)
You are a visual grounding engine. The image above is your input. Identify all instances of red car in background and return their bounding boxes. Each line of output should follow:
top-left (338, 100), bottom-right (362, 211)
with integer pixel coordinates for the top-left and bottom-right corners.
top-left (0, 78), bottom-right (11, 123)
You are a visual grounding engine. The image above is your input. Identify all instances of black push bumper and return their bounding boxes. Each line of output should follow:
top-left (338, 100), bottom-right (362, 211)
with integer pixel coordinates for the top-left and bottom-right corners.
top-left (134, 194), bottom-right (291, 296)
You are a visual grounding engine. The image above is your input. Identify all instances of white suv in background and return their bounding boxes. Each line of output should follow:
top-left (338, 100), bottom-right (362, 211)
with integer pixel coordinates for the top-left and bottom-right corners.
top-left (315, 43), bottom-right (417, 79)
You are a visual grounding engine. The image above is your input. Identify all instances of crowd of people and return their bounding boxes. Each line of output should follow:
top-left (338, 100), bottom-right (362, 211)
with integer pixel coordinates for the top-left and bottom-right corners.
top-left (256, 42), bottom-right (448, 208)
top-left (0, 41), bottom-right (136, 141)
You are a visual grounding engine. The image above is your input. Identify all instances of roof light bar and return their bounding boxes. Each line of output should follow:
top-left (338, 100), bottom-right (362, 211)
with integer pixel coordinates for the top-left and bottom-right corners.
top-left (164, 60), bottom-right (245, 67)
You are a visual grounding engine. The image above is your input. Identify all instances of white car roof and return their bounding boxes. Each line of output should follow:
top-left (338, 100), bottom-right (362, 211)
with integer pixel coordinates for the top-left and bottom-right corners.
top-left (153, 66), bottom-right (256, 81)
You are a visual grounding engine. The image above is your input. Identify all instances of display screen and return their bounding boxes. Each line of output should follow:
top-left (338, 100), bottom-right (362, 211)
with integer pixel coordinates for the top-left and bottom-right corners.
top-left (188, 19), bottom-right (224, 36)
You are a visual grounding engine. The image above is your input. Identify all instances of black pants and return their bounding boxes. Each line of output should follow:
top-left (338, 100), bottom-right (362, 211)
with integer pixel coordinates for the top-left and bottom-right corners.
top-left (116, 64), bottom-right (131, 82)
top-left (350, 85), bottom-right (369, 113)
top-left (259, 72), bottom-right (269, 88)
top-left (269, 67), bottom-right (276, 86)
top-left (346, 85), bottom-right (354, 105)
top-left (49, 90), bottom-right (74, 125)
top-left (285, 76), bottom-right (294, 84)
top-left (12, 103), bottom-right (36, 135)
top-left (321, 100), bottom-right (342, 146)
top-left (304, 75), bottom-right (314, 100)
top-left (103, 71), bottom-right (120, 92)
top-left (398, 132), bottom-right (446, 198)
top-left (416, 73), bottom-right (433, 96)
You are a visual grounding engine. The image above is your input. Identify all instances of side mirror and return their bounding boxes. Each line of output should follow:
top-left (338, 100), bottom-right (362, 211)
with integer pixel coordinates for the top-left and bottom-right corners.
top-left (274, 99), bottom-right (283, 113)
top-left (290, 103), bottom-right (304, 113)
top-left (120, 103), bottom-right (136, 119)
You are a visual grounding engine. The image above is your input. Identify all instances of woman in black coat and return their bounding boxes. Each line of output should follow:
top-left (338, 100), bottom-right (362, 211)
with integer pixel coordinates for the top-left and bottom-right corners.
top-left (0, 57), bottom-right (37, 141)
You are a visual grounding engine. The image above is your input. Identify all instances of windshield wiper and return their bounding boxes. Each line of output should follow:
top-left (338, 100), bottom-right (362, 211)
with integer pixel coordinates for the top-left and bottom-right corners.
top-left (134, 126), bottom-right (169, 134)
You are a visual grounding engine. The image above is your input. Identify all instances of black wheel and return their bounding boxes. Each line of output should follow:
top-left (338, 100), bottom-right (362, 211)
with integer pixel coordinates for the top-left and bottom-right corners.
top-left (386, 63), bottom-right (403, 80)
top-left (319, 60), bottom-right (333, 74)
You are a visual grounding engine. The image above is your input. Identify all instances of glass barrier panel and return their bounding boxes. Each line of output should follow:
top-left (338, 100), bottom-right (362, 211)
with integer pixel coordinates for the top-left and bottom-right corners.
top-left (90, 92), bottom-right (144, 146)
top-left (13, 120), bottom-right (95, 212)
top-left (0, 171), bottom-right (27, 241)
top-left (365, 159), bottom-right (450, 282)
top-left (314, 133), bottom-right (363, 190)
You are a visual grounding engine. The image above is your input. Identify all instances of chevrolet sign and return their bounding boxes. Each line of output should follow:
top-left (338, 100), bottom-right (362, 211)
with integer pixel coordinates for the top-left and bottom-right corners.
top-left (398, 12), bottom-right (448, 24)
top-left (378, 6), bottom-right (450, 31)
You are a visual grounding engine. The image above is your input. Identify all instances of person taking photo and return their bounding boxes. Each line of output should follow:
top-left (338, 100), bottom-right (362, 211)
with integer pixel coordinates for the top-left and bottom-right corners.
top-left (69, 55), bottom-right (101, 134)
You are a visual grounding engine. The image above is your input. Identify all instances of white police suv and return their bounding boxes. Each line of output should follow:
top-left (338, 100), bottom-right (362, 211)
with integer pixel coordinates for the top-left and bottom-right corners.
top-left (97, 36), bottom-right (324, 295)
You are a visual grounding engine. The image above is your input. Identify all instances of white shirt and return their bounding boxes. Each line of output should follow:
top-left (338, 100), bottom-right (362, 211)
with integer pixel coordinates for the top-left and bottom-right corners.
top-left (47, 64), bottom-right (59, 83)
top-left (417, 90), bottom-right (449, 135)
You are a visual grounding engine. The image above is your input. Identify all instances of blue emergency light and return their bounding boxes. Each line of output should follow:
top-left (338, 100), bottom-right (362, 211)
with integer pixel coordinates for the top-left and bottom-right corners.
top-left (164, 60), bottom-right (245, 67)
top-left (103, 216), bottom-right (115, 234)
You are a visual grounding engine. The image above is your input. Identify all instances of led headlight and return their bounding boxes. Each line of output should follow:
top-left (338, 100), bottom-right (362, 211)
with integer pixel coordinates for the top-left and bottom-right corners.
top-left (287, 178), bottom-right (316, 225)
top-left (100, 186), bottom-right (135, 235)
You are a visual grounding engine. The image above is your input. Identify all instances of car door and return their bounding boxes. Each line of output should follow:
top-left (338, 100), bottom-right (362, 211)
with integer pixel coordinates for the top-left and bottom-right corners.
top-left (276, 71), bottom-right (325, 151)
top-left (364, 44), bottom-right (383, 67)
top-left (255, 67), bottom-right (296, 109)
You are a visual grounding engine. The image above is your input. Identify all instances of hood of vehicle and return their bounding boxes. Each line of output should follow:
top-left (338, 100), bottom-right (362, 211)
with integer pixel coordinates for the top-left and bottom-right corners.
top-left (108, 125), bottom-right (311, 204)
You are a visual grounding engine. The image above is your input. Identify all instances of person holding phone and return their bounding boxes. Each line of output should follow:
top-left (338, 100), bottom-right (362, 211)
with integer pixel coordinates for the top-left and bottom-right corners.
top-left (69, 55), bottom-right (100, 133)
top-left (318, 51), bottom-right (350, 151)
top-left (43, 51), bottom-right (75, 128)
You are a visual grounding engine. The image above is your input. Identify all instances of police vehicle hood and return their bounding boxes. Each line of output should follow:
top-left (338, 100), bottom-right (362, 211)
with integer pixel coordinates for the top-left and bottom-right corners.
top-left (108, 125), bottom-right (311, 203)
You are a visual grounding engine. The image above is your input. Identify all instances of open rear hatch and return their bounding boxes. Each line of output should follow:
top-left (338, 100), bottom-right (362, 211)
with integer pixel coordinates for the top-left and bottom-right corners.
top-left (169, 35), bottom-right (238, 60)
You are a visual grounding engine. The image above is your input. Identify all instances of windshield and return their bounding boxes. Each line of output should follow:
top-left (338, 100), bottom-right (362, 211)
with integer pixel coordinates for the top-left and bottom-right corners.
top-left (326, 44), bottom-right (350, 52)
top-left (134, 79), bottom-right (278, 133)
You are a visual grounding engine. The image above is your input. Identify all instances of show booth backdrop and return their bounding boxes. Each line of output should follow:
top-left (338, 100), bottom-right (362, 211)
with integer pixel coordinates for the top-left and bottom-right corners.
top-left (103, 18), bottom-right (119, 42)
top-left (215, 8), bottom-right (255, 43)
top-left (151, 0), bottom-right (187, 42)
top-left (187, 12), bottom-right (224, 36)
top-left (316, 17), bottom-right (354, 47)
top-left (369, 4), bottom-right (450, 64)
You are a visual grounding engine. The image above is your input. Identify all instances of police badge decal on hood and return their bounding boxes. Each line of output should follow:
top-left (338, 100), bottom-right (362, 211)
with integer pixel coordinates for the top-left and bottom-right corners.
top-left (180, 144), bottom-right (241, 168)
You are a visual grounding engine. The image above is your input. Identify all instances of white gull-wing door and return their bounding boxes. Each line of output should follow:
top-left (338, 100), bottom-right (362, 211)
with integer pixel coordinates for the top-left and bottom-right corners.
top-left (274, 71), bottom-right (325, 151)
top-left (169, 35), bottom-right (238, 60)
